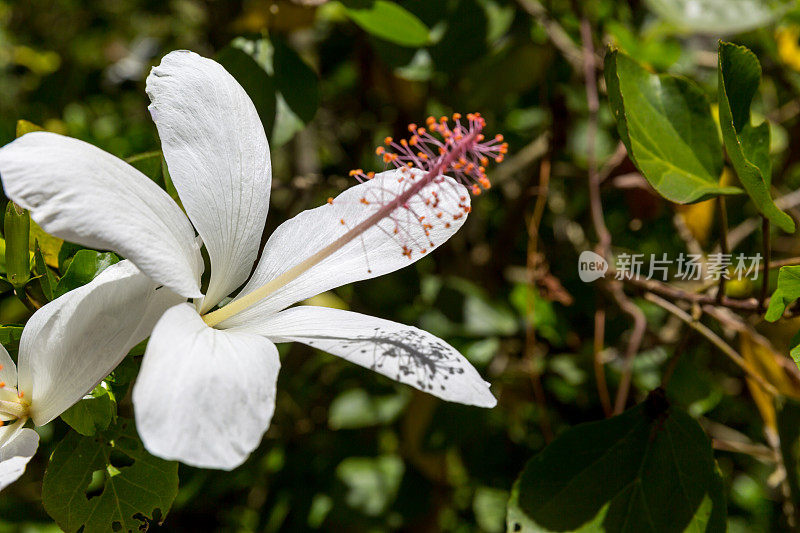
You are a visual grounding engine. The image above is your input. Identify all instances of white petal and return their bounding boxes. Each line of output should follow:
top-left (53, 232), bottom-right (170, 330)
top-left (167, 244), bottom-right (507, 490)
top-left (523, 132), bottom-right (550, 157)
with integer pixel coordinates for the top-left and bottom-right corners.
top-left (232, 306), bottom-right (496, 408)
top-left (133, 303), bottom-right (280, 470)
top-left (0, 428), bottom-right (38, 491)
top-left (18, 260), bottom-right (184, 426)
top-left (0, 344), bottom-right (16, 387)
top-left (147, 50), bottom-right (271, 312)
top-left (221, 169), bottom-right (470, 328)
top-left (0, 132), bottom-right (203, 298)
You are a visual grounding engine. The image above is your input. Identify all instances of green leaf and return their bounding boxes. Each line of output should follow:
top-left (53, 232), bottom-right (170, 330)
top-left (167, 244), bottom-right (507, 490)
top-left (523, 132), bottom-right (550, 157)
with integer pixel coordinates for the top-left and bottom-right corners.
top-left (765, 266), bottom-right (800, 321)
top-left (54, 250), bottom-right (119, 298)
top-left (29, 218), bottom-right (63, 268)
top-left (328, 389), bottom-right (409, 429)
top-left (343, 0), bottom-right (430, 47)
top-left (507, 389), bottom-right (727, 532)
top-left (32, 240), bottom-right (58, 301)
top-left (125, 151), bottom-right (163, 182)
top-left (0, 325), bottom-right (24, 350)
top-left (336, 455), bottom-right (405, 516)
top-left (16, 119), bottom-right (43, 137)
top-left (272, 36), bottom-right (320, 124)
top-left (645, 0), bottom-right (790, 35)
top-left (60, 383), bottom-right (116, 436)
top-left (42, 418), bottom-right (179, 533)
top-left (604, 49), bottom-right (741, 204)
top-left (718, 41), bottom-right (794, 233)
top-left (791, 343), bottom-right (800, 366)
top-left (216, 45), bottom-right (277, 136)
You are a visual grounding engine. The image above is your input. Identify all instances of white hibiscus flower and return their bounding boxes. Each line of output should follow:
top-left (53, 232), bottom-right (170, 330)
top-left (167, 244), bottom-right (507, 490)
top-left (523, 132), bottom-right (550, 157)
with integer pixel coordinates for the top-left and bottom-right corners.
top-left (0, 50), bottom-right (499, 471)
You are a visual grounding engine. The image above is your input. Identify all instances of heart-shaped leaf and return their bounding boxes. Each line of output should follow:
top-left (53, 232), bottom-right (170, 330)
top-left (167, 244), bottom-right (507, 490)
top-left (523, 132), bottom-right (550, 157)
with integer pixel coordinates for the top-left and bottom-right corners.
top-left (605, 49), bottom-right (741, 204)
top-left (507, 389), bottom-right (727, 532)
top-left (718, 41), bottom-right (794, 233)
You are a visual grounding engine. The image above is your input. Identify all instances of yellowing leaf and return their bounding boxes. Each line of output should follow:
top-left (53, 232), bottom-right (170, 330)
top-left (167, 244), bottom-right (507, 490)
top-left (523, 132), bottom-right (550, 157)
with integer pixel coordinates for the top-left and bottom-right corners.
top-left (29, 219), bottom-right (63, 268)
top-left (740, 332), bottom-right (800, 431)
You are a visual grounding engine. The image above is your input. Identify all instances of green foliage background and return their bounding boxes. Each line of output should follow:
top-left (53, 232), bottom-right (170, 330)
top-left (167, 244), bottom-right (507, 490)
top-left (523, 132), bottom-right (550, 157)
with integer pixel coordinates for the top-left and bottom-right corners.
top-left (3, 0), bottom-right (800, 531)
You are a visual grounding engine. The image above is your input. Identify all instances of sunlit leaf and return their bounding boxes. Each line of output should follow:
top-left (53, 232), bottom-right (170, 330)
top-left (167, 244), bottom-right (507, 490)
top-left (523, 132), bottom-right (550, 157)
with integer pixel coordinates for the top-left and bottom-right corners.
top-left (605, 49), bottom-right (741, 204)
top-left (765, 266), bottom-right (800, 321)
top-left (16, 119), bottom-right (44, 137)
top-left (645, 0), bottom-right (790, 34)
top-left (343, 0), bottom-right (430, 47)
top-left (718, 41), bottom-right (794, 233)
top-left (507, 390), bottom-right (727, 532)
top-left (54, 250), bottom-right (119, 298)
top-left (30, 219), bottom-right (63, 268)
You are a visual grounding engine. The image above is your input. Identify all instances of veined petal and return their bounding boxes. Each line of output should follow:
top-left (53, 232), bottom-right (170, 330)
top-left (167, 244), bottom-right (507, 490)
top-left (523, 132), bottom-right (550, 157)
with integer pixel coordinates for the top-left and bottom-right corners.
top-left (221, 169), bottom-right (469, 328)
top-left (0, 344), bottom-right (16, 387)
top-left (18, 260), bottom-right (185, 426)
top-left (0, 428), bottom-right (38, 491)
top-left (0, 132), bottom-right (203, 298)
top-left (232, 306), bottom-right (496, 408)
top-left (133, 303), bottom-right (280, 470)
top-left (147, 51), bottom-right (271, 312)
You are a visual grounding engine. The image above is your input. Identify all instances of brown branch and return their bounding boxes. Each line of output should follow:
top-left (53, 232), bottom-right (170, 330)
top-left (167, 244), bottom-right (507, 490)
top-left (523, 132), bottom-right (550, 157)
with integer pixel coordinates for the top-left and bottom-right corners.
top-left (644, 293), bottom-right (779, 396)
top-left (516, 0), bottom-right (585, 70)
top-left (593, 308), bottom-right (612, 417)
top-left (716, 197), bottom-right (729, 304)
top-left (525, 158), bottom-right (553, 443)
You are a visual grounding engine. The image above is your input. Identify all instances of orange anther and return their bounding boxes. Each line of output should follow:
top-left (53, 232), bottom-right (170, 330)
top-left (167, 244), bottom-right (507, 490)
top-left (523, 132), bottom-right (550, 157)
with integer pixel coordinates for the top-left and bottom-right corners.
top-left (327, 197), bottom-right (334, 204)
top-left (452, 112), bottom-right (461, 120)
top-left (384, 136), bottom-right (393, 145)
top-left (340, 218), bottom-right (345, 225)
top-left (376, 146), bottom-right (385, 155)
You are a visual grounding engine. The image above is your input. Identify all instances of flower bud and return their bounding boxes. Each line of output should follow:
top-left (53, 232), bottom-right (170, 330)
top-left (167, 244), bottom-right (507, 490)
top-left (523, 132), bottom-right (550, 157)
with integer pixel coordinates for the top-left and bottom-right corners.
top-left (4, 202), bottom-right (31, 289)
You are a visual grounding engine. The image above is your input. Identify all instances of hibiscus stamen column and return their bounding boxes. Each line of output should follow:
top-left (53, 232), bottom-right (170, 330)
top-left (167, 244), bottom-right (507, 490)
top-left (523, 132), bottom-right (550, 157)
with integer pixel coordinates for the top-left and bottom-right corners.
top-left (202, 113), bottom-right (508, 327)
top-left (0, 365), bottom-right (29, 435)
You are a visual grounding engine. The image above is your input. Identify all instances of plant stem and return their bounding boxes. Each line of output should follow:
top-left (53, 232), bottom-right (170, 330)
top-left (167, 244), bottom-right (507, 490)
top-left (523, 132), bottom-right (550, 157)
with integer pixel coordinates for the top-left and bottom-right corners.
top-left (644, 293), bottom-right (778, 396)
top-left (760, 217), bottom-right (770, 311)
top-left (716, 196), bottom-right (729, 304)
top-left (593, 307), bottom-right (612, 417)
